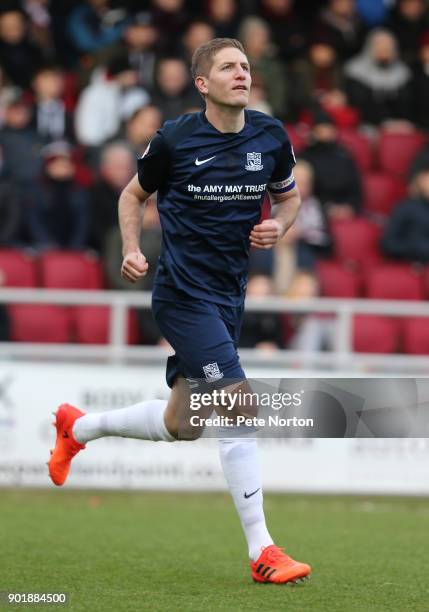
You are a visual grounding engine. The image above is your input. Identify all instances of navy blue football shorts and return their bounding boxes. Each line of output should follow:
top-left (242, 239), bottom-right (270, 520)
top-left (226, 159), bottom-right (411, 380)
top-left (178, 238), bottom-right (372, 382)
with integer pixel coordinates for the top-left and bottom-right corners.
top-left (152, 285), bottom-right (246, 389)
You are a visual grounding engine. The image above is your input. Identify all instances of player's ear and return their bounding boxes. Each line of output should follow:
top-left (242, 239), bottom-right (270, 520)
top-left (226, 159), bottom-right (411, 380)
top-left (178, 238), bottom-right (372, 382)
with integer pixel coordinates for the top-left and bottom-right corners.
top-left (195, 76), bottom-right (208, 96)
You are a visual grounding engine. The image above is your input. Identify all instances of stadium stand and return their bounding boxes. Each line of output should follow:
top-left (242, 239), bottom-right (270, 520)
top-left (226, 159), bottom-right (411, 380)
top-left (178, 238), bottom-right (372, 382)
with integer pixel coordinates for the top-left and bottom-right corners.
top-left (353, 315), bottom-right (400, 353)
top-left (39, 251), bottom-right (104, 289)
top-left (402, 317), bottom-right (429, 355)
top-left (378, 131), bottom-right (427, 178)
top-left (317, 261), bottom-right (361, 298)
top-left (0, 249), bottom-right (38, 287)
top-left (364, 263), bottom-right (424, 300)
top-left (330, 218), bottom-right (382, 266)
top-left (337, 128), bottom-right (374, 172)
top-left (9, 304), bottom-right (71, 343)
top-left (362, 172), bottom-right (407, 217)
top-left (0, 1), bottom-right (428, 359)
top-left (73, 305), bottom-right (139, 344)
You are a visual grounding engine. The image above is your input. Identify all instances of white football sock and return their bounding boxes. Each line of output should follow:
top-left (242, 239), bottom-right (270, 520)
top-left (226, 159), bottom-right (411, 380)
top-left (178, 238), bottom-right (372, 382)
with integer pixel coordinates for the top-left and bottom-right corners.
top-left (73, 399), bottom-right (175, 444)
top-left (219, 436), bottom-right (274, 561)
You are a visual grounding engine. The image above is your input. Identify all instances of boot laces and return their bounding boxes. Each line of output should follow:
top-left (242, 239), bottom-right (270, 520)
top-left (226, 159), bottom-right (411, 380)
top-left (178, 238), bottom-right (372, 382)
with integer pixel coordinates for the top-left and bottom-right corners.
top-left (263, 545), bottom-right (291, 564)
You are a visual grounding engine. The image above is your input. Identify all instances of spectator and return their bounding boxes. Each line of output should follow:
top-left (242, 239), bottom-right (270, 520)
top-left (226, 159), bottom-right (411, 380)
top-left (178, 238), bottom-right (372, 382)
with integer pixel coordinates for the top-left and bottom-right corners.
top-left (386, 0), bottom-right (429, 66)
top-left (25, 141), bottom-right (91, 250)
top-left (0, 89), bottom-right (42, 197)
top-left (381, 169), bottom-right (429, 264)
top-left (48, 0), bottom-right (80, 68)
top-left (90, 11), bottom-right (159, 92)
top-left (411, 32), bottom-right (429, 131)
top-left (75, 56), bottom-right (149, 148)
top-left (22, 0), bottom-right (54, 56)
top-left (151, 0), bottom-right (191, 55)
top-left (0, 64), bottom-right (15, 126)
top-left (291, 159), bottom-right (330, 268)
top-left (257, 0), bottom-right (307, 62)
top-left (104, 196), bottom-right (161, 291)
top-left (151, 57), bottom-right (202, 122)
top-left (319, 89), bottom-right (360, 130)
top-left (312, 0), bottom-right (367, 62)
top-left (286, 272), bottom-right (336, 352)
top-left (89, 141), bottom-right (135, 254)
top-left (0, 7), bottom-right (44, 89)
top-left (120, 11), bottom-right (158, 89)
top-left (125, 105), bottom-right (162, 157)
top-left (205, 0), bottom-right (240, 39)
top-left (301, 110), bottom-right (362, 219)
top-left (273, 159), bottom-right (330, 294)
top-left (67, 0), bottom-right (128, 55)
top-left (239, 274), bottom-right (285, 352)
top-left (180, 20), bottom-right (215, 65)
top-left (246, 74), bottom-right (273, 115)
top-left (31, 65), bottom-right (74, 143)
top-left (356, 0), bottom-right (387, 27)
top-left (0, 144), bottom-right (21, 246)
top-left (409, 134), bottom-right (429, 180)
top-left (239, 16), bottom-right (289, 120)
top-left (290, 35), bottom-right (344, 119)
top-left (344, 29), bottom-right (413, 127)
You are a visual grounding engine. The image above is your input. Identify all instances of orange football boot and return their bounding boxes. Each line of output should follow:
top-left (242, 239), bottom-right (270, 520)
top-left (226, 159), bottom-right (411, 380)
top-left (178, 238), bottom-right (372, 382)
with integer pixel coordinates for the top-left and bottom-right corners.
top-left (48, 404), bottom-right (86, 486)
top-left (250, 545), bottom-right (311, 584)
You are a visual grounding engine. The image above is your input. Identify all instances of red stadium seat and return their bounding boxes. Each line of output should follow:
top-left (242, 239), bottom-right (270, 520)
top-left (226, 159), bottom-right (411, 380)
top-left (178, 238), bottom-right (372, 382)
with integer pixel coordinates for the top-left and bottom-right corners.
top-left (284, 123), bottom-right (309, 154)
top-left (317, 261), bottom-right (361, 297)
top-left (363, 173), bottom-right (407, 217)
top-left (364, 264), bottom-right (424, 300)
top-left (353, 315), bottom-right (400, 353)
top-left (330, 218), bottom-right (382, 266)
top-left (337, 128), bottom-right (374, 172)
top-left (260, 195), bottom-right (271, 221)
top-left (40, 251), bottom-right (104, 289)
top-left (403, 317), bottom-right (429, 354)
top-left (423, 265), bottom-right (429, 298)
top-left (378, 131), bottom-right (426, 177)
top-left (73, 306), bottom-right (139, 344)
top-left (8, 305), bottom-right (71, 342)
top-left (0, 249), bottom-right (38, 287)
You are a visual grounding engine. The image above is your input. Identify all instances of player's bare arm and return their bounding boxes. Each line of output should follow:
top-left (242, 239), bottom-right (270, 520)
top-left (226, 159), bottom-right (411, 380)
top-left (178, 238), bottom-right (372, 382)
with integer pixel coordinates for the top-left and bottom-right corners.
top-left (249, 185), bottom-right (301, 249)
top-left (118, 174), bottom-right (151, 283)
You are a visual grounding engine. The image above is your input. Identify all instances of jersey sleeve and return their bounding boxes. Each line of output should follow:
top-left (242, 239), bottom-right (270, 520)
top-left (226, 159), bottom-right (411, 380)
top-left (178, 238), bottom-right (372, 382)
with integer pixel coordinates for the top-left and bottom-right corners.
top-left (137, 132), bottom-right (171, 193)
top-left (267, 136), bottom-right (296, 195)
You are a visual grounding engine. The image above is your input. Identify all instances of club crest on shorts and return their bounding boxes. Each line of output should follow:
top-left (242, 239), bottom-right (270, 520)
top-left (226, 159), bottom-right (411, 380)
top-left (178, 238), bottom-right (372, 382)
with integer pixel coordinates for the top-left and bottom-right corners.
top-left (245, 152), bottom-right (263, 171)
top-left (203, 362), bottom-right (224, 382)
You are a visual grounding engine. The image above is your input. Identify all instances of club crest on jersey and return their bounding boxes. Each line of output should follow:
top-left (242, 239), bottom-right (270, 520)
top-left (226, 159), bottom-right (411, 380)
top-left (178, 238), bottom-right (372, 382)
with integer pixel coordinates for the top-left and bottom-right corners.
top-left (245, 152), bottom-right (263, 171)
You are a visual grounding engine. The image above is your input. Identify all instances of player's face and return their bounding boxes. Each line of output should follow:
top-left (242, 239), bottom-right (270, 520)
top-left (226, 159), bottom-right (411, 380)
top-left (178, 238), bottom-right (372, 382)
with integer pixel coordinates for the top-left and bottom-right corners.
top-left (202, 47), bottom-right (251, 108)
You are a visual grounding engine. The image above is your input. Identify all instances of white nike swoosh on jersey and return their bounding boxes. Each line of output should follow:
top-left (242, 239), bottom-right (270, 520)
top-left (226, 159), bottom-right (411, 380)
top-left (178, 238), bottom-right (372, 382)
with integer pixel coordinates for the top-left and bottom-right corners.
top-left (195, 156), bottom-right (216, 166)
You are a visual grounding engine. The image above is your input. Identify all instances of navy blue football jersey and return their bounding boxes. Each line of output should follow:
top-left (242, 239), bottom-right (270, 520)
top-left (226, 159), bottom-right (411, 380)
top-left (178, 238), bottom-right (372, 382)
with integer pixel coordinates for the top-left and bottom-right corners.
top-left (137, 110), bottom-right (296, 306)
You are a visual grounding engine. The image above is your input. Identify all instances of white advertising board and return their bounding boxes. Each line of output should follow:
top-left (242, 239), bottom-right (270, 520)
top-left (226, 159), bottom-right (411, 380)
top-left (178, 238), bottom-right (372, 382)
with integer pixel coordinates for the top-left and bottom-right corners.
top-left (0, 362), bottom-right (428, 494)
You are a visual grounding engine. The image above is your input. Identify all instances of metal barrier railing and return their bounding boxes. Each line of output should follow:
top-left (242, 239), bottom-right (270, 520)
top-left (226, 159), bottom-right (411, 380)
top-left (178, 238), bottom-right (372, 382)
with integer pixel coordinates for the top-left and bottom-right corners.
top-left (0, 288), bottom-right (428, 373)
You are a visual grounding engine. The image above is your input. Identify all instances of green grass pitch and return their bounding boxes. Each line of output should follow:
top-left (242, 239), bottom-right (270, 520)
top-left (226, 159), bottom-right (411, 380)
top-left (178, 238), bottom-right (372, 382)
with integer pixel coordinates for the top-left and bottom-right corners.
top-left (1, 490), bottom-right (428, 612)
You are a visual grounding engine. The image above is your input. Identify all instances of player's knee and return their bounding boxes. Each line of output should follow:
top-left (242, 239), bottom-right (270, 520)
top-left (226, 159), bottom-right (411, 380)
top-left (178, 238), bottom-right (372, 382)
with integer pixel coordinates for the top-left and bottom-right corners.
top-left (165, 413), bottom-right (204, 440)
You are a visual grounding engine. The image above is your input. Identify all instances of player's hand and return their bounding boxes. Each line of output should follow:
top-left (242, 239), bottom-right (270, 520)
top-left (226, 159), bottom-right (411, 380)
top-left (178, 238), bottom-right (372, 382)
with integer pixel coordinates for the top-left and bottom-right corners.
top-left (250, 219), bottom-right (283, 249)
top-left (121, 250), bottom-right (148, 283)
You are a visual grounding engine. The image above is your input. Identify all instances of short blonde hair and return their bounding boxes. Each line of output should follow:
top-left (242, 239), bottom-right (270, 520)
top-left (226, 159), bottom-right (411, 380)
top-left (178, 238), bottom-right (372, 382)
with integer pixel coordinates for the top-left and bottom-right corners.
top-left (191, 38), bottom-right (245, 79)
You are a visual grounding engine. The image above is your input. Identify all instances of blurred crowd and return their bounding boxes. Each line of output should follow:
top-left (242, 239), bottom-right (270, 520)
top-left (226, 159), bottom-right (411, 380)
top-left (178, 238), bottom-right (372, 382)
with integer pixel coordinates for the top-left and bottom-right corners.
top-left (2, 0), bottom-right (429, 351)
